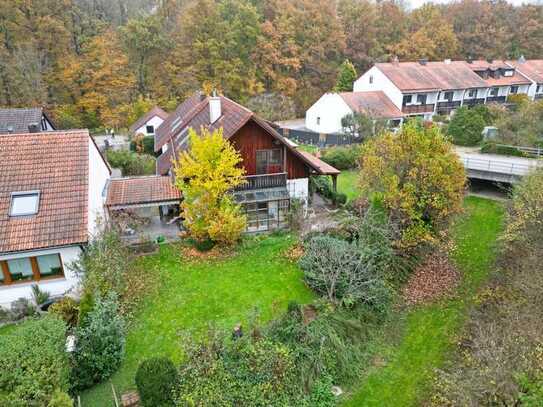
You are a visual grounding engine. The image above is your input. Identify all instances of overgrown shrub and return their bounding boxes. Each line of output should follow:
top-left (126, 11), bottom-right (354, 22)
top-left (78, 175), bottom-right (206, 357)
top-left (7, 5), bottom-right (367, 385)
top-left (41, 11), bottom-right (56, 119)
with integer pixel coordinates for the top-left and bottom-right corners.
top-left (135, 357), bottom-right (178, 407)
top-left (174, 330), bottom-right (306, 406)
top-left (299, 235), bottom-right (391, 310)
top-left (310, 176), bottom-right (347, 206)
top-left (71, 294), bottom-right (125, 391)
top-left (480, 141), bottom-right (527, 157)
top-left (130, 135), bottom-right (155, 155)
top-left (49, 297), bottom-right (79, 327)
top-left (266, 302), bottom-right (380, 389)
top-left (359, 121), bottom-right (465, 249)
top-left (106, 149), bottom-right (156, 176)
top-left (10, 297), bottom-right (36, 320)
top-left (0, 317), bottom-right (69, 405)
top-left (47, 389), bottom-right (74, 407)
top-left (78, 292), bottom-right (94, 327)
top-left (447, 106), bottom-right (485, 146)
top-left (320, 145), bottom-right (361, 170)
top-left (73, 228), bottom-right (129, 298)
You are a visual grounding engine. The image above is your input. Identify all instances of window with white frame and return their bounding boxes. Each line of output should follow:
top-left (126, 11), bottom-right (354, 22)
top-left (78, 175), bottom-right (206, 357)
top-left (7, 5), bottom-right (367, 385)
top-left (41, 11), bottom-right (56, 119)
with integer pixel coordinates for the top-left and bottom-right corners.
top-left (537, 85), bottom-right (543, 93)
top-left (503, 69), bottom-right (514, 77)
top-left (402, 95), bottom-right (413, 105)
top-left (10, 191), bottom-right (40, 217)
top-left (467, 89), bottom-right (477, 98)
top-left (146, 125), bottom-right (155, 135)
top-left (510, 85), bottom-right (519, 94)
top-left (489, 87), bottom-right (499, 97)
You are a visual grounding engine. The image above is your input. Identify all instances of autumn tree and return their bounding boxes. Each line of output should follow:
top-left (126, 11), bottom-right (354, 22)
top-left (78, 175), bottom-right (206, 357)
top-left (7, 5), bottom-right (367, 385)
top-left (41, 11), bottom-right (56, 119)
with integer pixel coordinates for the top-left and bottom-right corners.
top-left (391, 4), bottom-right (459, 61)
top-left (334, 59), bottom-right (357, 92)
top-left (359, 121), bottom-right (465, 249)
top-left (173, 127), bottom-right (247, 246)
top-left (338, 0), bottom-right (378, 71)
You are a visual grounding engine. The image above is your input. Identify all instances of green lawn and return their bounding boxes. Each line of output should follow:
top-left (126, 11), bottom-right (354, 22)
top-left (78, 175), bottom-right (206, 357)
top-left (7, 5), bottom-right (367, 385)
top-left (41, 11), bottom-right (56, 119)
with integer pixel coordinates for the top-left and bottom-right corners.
top-left (81, 234), bottom-right (314, 405)
top-left (344, 197), bottom-right (504, 406)
top-left (337, 169), bottom-right (360, 202)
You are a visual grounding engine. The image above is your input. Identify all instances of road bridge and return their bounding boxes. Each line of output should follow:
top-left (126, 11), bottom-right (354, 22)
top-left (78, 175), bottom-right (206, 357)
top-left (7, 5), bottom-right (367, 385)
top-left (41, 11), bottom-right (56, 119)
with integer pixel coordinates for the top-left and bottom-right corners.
top-left (457, 151), bottom-right (541, 183)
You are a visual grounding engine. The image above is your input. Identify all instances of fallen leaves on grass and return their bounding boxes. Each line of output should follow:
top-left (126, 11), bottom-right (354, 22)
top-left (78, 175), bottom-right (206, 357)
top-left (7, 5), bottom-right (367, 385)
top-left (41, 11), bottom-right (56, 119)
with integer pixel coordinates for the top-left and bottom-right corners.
top-left (180, 245), bottom-right (235, 261)
top-left (403, 252), bottom-right (460, 306)
top-left (283, 243), bottom-right (304, 262)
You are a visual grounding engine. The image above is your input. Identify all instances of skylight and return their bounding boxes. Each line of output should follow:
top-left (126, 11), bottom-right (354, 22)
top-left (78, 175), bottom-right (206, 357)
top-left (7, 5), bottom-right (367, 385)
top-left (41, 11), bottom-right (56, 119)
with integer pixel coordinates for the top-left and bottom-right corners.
top-left (10, 191), bottom-right (40, 216)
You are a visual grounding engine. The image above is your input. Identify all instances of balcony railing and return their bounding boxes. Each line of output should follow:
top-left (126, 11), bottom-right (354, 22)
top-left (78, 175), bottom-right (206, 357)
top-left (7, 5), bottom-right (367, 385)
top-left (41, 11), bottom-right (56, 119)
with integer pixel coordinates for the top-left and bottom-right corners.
top-left (402, 104), bottom-right (435, 114)
top-left (436, 101), bottom-right (461, 114)
top-left (463, 98), bottom-right (486, 106)
top-left (234, 172), bottom-right (287, 191)
top-left (486, 96), bottom-right (507, 104)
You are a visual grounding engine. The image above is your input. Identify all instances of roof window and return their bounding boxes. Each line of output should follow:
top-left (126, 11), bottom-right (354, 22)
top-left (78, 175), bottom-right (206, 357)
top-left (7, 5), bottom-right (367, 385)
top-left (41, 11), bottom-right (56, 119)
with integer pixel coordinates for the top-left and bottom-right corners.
top-left (10, 191), bottom-right (40, 217)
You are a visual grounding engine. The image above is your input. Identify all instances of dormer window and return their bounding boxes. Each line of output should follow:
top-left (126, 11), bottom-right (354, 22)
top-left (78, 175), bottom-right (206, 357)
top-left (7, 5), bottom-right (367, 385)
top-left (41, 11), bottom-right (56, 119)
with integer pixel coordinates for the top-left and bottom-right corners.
top-left (10, 191), bottom-right (40, 217)
top-left (504, 69), bottom-right (514, 77)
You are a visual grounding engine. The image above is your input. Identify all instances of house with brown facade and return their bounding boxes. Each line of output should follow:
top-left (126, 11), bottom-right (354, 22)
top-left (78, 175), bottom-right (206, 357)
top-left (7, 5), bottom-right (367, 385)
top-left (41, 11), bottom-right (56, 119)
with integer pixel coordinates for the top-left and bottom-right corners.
top-left (155, 93), bottom-right (340, 232)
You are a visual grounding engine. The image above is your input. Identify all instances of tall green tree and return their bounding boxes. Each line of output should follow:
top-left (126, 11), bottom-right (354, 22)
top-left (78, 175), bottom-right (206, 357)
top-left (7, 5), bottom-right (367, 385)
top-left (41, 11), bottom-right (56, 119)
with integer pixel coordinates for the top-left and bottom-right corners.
top-left (334, 59), bottom-right (357, 92)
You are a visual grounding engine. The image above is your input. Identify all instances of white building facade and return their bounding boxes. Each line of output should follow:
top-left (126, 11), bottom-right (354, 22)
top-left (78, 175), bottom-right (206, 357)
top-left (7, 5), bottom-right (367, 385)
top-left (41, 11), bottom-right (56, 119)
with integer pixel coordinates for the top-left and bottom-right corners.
top-left (0, 131), bottom-right (110, 308)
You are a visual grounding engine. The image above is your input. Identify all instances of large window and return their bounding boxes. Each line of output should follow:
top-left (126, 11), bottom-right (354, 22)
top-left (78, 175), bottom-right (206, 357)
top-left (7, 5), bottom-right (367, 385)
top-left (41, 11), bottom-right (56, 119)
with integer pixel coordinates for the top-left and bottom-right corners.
top-left (243, 200), bottom-right (289, 232)
top-left (402, 95), bottom-right (413, 105)
top-left (510, 85), bottom-right (519, 94)
top-left (1, 254), bottom-right (64, 285)
top-left (443, 91), bottom-right (453, 101)
top-left (256, 149), bottom-right (282, 174)
top-left (417, 94), bottom-right (427, 105)
top-left (489, 87), bottom-right (499, 97)
top-left (467, 89), bottom-right (477, 98)
top-left (146, 125), bottom-right (155, 135)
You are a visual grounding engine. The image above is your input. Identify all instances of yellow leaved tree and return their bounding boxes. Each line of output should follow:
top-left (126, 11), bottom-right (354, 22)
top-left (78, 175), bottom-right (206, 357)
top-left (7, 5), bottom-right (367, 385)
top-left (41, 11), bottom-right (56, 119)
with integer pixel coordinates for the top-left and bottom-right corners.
top-left (173, 127), bottom-right (247, 246)
top-left (359, 120), bottom-right (465, 250)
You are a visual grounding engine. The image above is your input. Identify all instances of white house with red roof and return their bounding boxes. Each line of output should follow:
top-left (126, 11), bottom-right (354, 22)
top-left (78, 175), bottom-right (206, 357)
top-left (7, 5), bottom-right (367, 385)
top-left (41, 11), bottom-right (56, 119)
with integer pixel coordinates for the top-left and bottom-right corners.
top-left (306, 58), bottom-right (541, 134)
top-left (354, 58), bottom-right (534, 121)
top-left (0, 130), bottom-right (110, 307)
top-left (305, 91), bottom-right (404, 134)
top-left (129, 106), bottom-right (169, 137)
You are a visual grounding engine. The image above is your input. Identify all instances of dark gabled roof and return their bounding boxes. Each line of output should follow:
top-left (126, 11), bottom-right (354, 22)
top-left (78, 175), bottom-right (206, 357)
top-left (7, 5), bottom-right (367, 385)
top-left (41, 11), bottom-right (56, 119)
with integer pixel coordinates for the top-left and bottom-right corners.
top-left (339, 91), bottom-right (404, 119)
top-left (0, 130), bottom-right (91, 253)
top-left (155, 94), bottom-right (340, 177)
top-left (0, 107), bottom-right (54, 134)
top-left (155, 92), bottom-right (207, 152)
top-left (128, 106), bottom-right (169, 134)
top-left (105, 176), bottom-right (181, 208)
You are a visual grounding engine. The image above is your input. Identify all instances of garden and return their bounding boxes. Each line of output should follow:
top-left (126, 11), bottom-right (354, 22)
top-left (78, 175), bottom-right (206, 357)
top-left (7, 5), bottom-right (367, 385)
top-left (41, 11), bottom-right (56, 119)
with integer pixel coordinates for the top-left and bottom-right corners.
top-left (2, 122), bottom-right (542, 406)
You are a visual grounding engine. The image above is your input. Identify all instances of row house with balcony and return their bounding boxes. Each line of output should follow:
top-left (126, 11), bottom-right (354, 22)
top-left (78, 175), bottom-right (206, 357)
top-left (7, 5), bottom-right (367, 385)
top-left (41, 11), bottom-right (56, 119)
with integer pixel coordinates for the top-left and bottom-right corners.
top-left (353, 58), bottom-right (535, 121)
top-left (155, 93), bottom-right (339, 233)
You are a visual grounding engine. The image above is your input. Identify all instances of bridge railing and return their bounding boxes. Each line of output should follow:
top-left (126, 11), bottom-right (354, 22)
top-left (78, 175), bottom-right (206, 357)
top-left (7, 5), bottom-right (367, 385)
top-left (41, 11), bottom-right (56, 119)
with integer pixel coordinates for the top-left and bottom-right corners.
top-left (461, 156), bottom-right (541, 176)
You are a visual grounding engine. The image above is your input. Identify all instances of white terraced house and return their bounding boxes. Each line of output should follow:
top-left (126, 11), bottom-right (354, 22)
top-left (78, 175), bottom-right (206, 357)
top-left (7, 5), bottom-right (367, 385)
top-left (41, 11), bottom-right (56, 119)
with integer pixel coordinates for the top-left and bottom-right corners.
top-left (353, 58), bottom-right (537, 120)
top-left (306, 58), bottom-right (543, 134)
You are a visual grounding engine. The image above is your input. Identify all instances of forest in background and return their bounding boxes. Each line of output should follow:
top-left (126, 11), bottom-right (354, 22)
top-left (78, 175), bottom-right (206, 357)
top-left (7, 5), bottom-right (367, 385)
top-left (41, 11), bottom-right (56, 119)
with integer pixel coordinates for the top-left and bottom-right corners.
top-left (1, 0), bottom-right (543, 130)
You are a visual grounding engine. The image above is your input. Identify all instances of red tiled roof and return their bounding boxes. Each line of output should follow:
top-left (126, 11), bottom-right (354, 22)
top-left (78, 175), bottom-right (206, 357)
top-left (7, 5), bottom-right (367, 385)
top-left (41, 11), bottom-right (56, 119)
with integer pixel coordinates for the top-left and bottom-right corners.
top-left (129, 106), bottom-right (169, 134)
top-left (376, 61), bottom-right (488, 91)
top-left (339, 91), bottom-right (404, 118)
top-left (298, 151), bottom-right (341, 175)
top-left (0, 130), bottom-right (90, 253)
top-left (507, 59), bottom-right (543, 84)
top-left (106, 176), bottom-right (180, 208)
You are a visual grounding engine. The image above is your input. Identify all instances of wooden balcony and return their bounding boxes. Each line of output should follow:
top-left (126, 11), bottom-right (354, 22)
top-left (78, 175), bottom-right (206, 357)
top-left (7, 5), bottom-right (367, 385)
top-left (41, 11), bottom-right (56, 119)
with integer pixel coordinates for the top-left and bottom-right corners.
top-left (402, 104), bottom-right (435, 114)
top-left (234, 172), bottom-right (287, 191)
